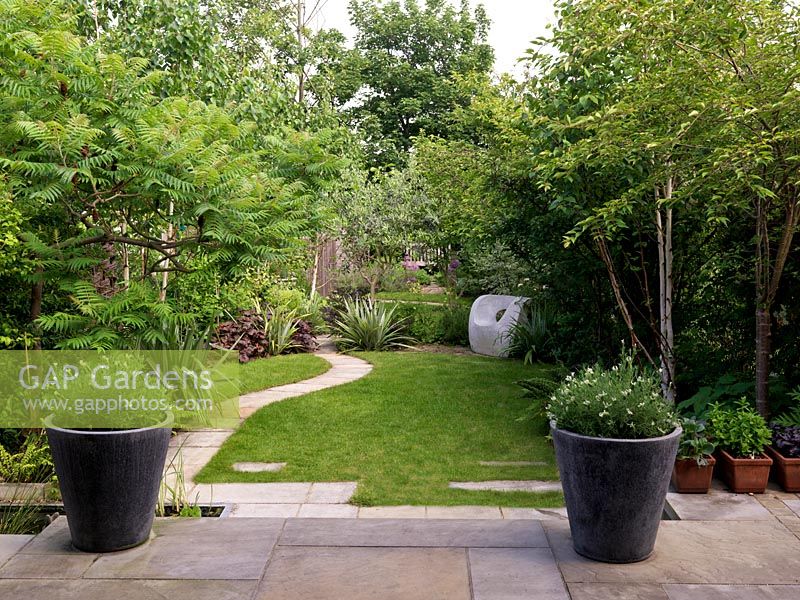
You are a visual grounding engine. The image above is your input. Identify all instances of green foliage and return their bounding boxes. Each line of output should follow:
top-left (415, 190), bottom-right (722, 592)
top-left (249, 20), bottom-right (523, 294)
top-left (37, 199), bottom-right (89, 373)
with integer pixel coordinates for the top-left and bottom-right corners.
top-left (547, 354), bottom-right (678, 440)
top-left (330, 169), bottom-right (438, 297)
top-left (389, 302), bottom-right (469, 346)
top-left (0, 433), bottom-right (55, 484)
top-left (157, 448), bottom-right (200, 518)
top-left (36, 282), bottom-right (206, 351)
top-left (332, 298), bottom-right (413, 352)
top-left (457, 242), bottom-right (536, 297)
top-left (0, 495), bottom-right (43, 535)
top-left (259, 304), bottom-right (303, 356)
top-left (707, 399), bottom-right (772, 459)
top-left (677, 418), bottom-right (716, 466)
top-left (347, 0), bottom-right (494, 167)
top-left (518, 377), bottom-right (562, 427)
top-left (263, 287), bottom-right (327, 329)
top-left (507, 302), bottom-right (556, 364)
top-left (238, 354), bottom-right (330, 395)
top-left (771, 388), bottom-right (800, 427)
top-left (677, 374), bottom-right (755, 418)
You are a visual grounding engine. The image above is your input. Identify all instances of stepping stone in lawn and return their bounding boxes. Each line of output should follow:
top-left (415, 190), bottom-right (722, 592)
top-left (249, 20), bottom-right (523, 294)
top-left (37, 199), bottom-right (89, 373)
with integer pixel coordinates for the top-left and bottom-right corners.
top-left (449, 480), bottom-right (563, 493)
top-left (232, 462), bottom-right (287, 473)
top-left (479, 461), bottom-right (548, 467)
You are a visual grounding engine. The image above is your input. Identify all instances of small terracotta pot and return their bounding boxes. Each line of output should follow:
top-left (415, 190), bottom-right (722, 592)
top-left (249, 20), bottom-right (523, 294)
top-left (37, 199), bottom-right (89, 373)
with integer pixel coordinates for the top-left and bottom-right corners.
top-left (716, 449), bottom-right (772, 494)
top-left (671, 456), bottom-right (716, 493)
top-left (765, 446), bottom-right (800, 492)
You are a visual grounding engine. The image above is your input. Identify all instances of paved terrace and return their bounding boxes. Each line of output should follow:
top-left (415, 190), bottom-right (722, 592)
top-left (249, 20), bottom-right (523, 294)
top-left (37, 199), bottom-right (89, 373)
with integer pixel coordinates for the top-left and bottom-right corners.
top-left (1, 500), bottom-right (800, 600)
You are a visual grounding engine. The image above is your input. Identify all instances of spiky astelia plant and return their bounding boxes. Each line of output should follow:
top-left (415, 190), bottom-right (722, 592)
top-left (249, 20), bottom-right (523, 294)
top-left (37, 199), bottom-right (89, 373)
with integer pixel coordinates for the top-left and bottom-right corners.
top-left (332, 298), bottom-right (414, 352)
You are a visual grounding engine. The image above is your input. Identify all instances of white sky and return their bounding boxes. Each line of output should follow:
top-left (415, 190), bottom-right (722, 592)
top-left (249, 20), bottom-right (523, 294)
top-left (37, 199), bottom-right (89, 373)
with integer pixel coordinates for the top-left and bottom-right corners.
top-left (310, 0), bottom-right (557, 75)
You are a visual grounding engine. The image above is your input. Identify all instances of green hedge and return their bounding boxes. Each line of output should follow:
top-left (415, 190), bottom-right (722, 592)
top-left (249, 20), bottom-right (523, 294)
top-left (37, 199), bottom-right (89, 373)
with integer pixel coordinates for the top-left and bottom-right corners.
top-left (388, 302), bottom-right (471, 346)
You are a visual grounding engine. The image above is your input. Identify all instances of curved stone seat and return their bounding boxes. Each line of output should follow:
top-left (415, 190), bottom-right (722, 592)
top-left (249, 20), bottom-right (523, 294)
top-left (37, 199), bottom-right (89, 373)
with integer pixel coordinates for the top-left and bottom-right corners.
top-left (468, 295), bottom-right (530, 357)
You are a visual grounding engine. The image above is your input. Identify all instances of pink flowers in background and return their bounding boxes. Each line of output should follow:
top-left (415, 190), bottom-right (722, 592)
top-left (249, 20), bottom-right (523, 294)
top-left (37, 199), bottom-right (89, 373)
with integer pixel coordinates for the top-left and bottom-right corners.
top-left (402, 254), bottom-right (421, 271)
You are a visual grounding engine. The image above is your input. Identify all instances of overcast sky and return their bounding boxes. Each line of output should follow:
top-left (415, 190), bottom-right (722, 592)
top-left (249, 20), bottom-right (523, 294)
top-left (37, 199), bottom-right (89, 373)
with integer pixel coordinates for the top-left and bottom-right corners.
top-left (310, 0), bottom-right (557, 75)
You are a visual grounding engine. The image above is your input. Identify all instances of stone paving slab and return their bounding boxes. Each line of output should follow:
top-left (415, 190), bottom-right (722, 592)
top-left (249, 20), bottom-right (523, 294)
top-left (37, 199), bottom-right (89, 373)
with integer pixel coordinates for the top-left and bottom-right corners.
top-left (0, 579), bottom-right (257, 600)
top-left (190, 483), bottom-right (312, 504)
top-left (785, 499), bottom-right (800, 517)
top-left (666, 491), bottom-right (773, 521)
top-left (426, 505), bottom-right (503, 519)
top-left (0, 536), bottom-right (32, 567)
top-left (229, 504), bottom-right (301, 518)
top-left (16, 518), bottom-right (91, 556)
top-left (0, 552), bottom-right (96, 579)
top-left (189, 482), bottom-right (358, 505)
top-left (232, 462), bottom-right (287, 473)
top-left (307, 482), bottom-right (357, 503)
top-left (479, 460), bottom-right (549, 467)
top-left (449, 480), bottom-right (563, 493)
top-left (84, 518), bottom-right (283, 580)
top-left (501, 507), bottom-right (568, 520)
top-left (546, 520), bottom-right (800, 585)
top-left (280, 518), bottom-right (548, 548)
top-left (567, 583), bottom-right (669, 599)
top-left (255, 546), bottom-right (470, 600)
top-left (469, 547), bottom-right (570, 600)
top-left (297, 504), bottom-right (359, 518)
top-left (663, 584), bottom-right (800, 599)
top-left (357, 506), bottom-right (427, 519)
top-left (177, 431), bottom-right (235, 447)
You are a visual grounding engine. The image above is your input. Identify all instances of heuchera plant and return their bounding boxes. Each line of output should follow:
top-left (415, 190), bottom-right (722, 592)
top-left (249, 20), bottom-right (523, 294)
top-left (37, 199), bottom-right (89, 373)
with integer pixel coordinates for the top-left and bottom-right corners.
top-left (771, 424), bottom-right (800, 458)
top-left (214, 310), bottom-right (317, 363)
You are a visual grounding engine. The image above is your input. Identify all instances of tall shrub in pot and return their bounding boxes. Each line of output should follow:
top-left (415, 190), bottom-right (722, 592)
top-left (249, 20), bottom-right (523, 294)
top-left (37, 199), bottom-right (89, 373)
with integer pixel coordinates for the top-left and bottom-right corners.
top-left (548, 355), bottom-right (680, 563)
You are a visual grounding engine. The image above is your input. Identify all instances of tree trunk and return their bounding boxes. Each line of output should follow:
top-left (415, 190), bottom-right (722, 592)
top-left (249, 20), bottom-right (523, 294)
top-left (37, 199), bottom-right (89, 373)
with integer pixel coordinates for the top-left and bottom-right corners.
top-left (755, 306), bottom-right (771, 418)
top-left (753, 190), bottom-right (799, 418)
top-left (30, 268), bottom-right (43, 350)
top-left (655, 178), bottom-right (676, 403)
top-left (159, 201), bottom-right (174, 302)
top-left (296, 0), bottom-right (306, 104)
top-left (595, 235), bottom-right (656, 367)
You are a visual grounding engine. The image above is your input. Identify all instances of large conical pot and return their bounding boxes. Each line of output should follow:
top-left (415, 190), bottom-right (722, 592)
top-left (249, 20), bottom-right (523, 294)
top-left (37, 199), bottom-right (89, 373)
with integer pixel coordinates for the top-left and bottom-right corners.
top-left (46, 414), bottom-right (171, 552)
top-left (551, 422), bottom-right (681, 563)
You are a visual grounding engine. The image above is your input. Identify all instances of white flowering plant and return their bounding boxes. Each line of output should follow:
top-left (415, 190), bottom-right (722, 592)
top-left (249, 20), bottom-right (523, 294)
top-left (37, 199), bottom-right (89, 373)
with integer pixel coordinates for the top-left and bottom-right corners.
top-left (547, 353), bottom-right (678, 439)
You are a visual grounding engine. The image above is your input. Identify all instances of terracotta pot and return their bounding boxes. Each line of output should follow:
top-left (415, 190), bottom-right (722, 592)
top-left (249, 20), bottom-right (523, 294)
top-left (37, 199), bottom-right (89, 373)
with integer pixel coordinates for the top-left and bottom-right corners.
top-left (765, 445), bottom-right (800, 492)
top-left (671, 456), bottom-right (716, 493)
top-left (716, 449), bottom-right (772, 493)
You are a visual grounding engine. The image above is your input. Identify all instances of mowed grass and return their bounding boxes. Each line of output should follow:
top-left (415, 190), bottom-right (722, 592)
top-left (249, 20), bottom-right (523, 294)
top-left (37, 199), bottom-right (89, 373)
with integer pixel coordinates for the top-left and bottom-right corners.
top-left (238, 354), bottom-right (331, 395)
top-left (197, 352), bottom-right (562, 508)
top-left (375, 291), bottom-right (472, 305)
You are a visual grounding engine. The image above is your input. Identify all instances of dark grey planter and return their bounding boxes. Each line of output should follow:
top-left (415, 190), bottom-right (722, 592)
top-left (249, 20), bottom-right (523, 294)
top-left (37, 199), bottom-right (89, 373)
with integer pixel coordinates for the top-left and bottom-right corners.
top-left (46, 414), bottom-right (171, 553)
top-left (551, 422), bottom-right (681, 563)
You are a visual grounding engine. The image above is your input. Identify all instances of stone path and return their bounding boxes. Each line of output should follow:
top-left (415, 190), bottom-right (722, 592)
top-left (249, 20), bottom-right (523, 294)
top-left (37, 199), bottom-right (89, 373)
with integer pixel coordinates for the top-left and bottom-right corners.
top-left (165, 339), bottom-right (567, 518)
top-left (165, 338), bottom-right (371, 510)
top-left (4, 512), bottom-right (800, 599)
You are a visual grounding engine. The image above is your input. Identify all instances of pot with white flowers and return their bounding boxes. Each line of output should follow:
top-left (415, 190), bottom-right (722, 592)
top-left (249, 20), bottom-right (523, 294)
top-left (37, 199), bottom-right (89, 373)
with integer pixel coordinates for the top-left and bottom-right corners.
top-left (548, 355), bottom-right (680, 564)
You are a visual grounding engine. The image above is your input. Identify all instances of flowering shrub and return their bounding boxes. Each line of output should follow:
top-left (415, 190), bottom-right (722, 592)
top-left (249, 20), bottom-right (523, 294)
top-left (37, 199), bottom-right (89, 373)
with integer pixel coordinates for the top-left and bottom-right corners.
top-left (547, 354), bottom-right (678, 439)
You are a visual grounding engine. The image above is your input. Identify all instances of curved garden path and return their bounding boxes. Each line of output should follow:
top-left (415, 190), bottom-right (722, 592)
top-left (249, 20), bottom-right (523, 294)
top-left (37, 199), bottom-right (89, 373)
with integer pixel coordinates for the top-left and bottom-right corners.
top-left (166, 337), bottom-right (372, 515)
top-left (167, 339), bottom-right (568, 520)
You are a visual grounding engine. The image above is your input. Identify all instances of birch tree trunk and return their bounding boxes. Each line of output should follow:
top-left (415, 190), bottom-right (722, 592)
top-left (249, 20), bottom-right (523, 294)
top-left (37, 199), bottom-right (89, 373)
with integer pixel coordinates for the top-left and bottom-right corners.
top-left (655, 177), bottom-right (676, 403)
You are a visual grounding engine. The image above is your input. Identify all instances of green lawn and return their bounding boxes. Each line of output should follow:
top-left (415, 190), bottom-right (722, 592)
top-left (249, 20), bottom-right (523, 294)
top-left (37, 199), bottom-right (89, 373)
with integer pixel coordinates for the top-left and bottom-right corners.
top-left (238, 354), bottom-right (331, 394)
top-left (375, 291), bottom-right (473, 305)
top-left (198, 352), bottom-right (562, 508)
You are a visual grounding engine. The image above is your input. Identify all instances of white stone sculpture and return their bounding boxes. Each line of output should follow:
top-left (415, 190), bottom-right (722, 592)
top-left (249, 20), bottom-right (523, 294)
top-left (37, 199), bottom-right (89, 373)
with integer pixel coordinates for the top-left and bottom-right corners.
top-left (468, 295), bottom-right (530, 357)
